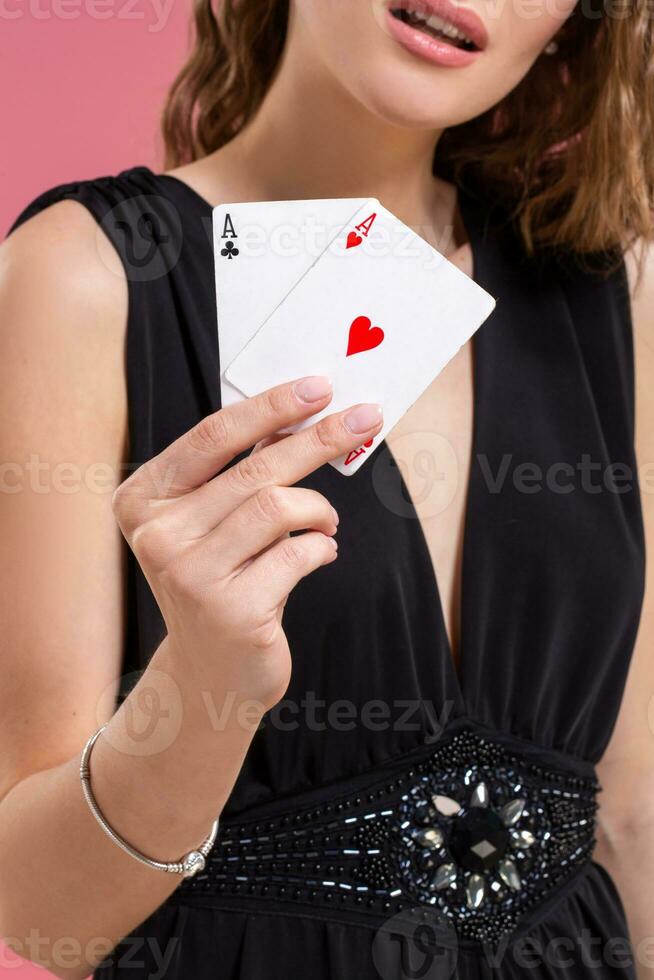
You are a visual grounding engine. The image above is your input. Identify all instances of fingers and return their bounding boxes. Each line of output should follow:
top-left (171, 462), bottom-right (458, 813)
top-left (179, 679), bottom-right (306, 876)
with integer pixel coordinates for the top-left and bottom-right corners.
top-left (236, 530), bottom-right (338, 611)
top-left (199, 401), bottom-right (383, 519)
top-left (198, 486), bottom-right (339, 576)
top-left (250, 432), bottom-right (288, 455)
top-left (165, 400), bottom-right (382, 539)
top-left (114, 376), bottom-right (336, 512)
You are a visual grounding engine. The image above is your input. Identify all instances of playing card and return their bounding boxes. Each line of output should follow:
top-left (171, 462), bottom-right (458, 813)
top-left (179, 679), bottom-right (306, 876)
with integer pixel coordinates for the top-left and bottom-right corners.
top-left (213, 199), bottom-right (370, 407)
top-left (225, 201), bottom-right (496, 475)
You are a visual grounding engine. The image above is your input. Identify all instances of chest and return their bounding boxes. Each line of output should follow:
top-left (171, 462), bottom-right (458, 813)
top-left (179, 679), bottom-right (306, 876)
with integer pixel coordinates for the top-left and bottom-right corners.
top-left (384, 242), bottom-right (475, 666)
top-left (384, 339), bottom-right (473, 668)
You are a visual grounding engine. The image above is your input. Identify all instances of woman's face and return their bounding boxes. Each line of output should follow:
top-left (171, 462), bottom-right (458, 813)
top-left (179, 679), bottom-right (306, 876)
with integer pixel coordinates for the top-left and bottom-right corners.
top-left (293, 0), bottom-right (579, 129)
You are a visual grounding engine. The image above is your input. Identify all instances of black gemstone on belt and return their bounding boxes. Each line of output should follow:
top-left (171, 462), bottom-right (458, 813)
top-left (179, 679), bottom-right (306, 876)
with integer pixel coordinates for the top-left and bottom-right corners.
top-left (449, 806), bottom-right (510, 872)
top-left (176, 729), bottom-right (599, 949)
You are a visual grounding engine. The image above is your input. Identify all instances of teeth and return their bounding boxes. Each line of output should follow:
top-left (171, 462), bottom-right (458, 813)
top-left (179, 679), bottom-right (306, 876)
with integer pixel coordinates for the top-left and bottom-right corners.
top-left (408, 8), bottom-right (474, 46)
top-left (428, 13), bottom-right (468, 42)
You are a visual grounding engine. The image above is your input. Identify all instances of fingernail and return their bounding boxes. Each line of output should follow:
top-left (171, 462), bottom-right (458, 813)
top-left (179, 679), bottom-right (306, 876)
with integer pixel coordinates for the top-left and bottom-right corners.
top-left (294, 375), bottom-right (333, 403)
top-left (331, 506), bottom-right (339, 526)
top-left (344, 403), bottom-right (383, 434)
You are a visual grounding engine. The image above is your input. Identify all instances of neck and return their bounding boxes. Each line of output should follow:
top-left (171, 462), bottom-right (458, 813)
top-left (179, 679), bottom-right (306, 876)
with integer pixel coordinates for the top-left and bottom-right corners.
top-left (212, 15), bottom-right (456, 238)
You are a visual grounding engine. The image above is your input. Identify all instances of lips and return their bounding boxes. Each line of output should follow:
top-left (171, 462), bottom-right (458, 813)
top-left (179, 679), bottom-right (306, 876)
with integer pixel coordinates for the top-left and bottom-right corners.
top-left (387, 0), bottom-right (489, 53)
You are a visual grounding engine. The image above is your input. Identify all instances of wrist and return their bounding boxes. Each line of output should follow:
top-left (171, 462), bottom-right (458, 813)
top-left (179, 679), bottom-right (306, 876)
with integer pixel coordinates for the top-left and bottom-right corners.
top-left (86, 641), bottom-right (266, 860)
top-left (154, 633), bottom-right (272, 731)
top-left (80, 725), bottom-right (219, 876)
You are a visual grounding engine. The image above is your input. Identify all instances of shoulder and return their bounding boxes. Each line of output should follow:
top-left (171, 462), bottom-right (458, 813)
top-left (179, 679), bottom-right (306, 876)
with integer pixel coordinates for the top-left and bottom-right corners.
top-left (3, 196), bottom-right (127, 314)
top-left (0, 168), bottom-right (171, 340)
top-left (0, 193), bottom-right (128, 455)
top-left (2, 168), bottom-right (152, 310)
top-left (1, 196), bottom-right (128, 367)
top-left (4, 165), bottom-right (188, 292)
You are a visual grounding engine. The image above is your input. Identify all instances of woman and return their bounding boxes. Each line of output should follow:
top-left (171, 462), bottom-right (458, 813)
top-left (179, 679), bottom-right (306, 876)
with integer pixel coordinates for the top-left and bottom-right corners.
top-left (1, 0), bottom-right (653, 976)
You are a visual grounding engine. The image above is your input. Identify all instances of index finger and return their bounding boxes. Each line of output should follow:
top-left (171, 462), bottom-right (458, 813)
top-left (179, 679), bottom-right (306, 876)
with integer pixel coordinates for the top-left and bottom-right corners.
top-left (128, 375), bottom-right (336, 499)
top-left (219, 401), bottom-right (384, 499)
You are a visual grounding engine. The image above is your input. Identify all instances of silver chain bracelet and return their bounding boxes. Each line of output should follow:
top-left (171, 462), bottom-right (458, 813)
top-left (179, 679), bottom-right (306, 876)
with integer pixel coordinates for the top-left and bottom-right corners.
top-left (79, 724), bottom-right (219, 878)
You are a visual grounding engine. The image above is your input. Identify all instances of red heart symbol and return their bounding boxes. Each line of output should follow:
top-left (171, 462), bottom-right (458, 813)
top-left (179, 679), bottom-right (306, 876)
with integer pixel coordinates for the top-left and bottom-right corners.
top-left (346, 315), bottom-right (385, 357)
top-left (346, 232), bottom-right (362, 249)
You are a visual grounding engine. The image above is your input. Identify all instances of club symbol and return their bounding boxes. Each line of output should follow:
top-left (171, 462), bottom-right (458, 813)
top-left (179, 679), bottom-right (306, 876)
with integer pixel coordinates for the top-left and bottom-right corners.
top-left (221, 241), bottom-right (239, 260)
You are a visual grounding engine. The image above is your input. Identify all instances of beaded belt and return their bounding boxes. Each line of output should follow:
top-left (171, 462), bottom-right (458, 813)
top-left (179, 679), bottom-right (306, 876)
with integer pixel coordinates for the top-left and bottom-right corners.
top-left (177, 727), bottom-right (599, 948)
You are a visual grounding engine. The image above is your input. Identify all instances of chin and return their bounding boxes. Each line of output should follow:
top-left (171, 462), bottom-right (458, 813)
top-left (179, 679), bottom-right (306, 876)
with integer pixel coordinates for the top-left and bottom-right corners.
top-left (351, 65), bottom-right (493, 131)
top-left (326, 43), bottom-right (498, 132)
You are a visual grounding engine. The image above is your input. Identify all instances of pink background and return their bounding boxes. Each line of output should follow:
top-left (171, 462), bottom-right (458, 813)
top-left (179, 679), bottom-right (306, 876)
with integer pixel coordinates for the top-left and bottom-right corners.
top-left (1, 0), bottom-right (190, 237)
top-left (0, 0), bottom-right (190, 974)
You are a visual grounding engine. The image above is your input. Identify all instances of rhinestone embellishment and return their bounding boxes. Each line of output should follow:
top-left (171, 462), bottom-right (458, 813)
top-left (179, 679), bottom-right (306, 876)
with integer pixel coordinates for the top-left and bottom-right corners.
top-left (405, 778), bottom-right (527, 901)
top-left (389, 735), bottom-right (598, 941)
top-left (177, 730), bottom-right (599, 947)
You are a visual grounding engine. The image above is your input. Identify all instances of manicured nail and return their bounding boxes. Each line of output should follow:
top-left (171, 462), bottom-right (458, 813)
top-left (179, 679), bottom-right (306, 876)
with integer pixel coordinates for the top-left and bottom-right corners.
top-left (331, 506), bottom-right (340, 526)
top-left (344, 403), bottom-right (383, 434)
top-left (322, 537), bottom-right (338, 563)
top-left (294, 375), bottom-right (333, 403)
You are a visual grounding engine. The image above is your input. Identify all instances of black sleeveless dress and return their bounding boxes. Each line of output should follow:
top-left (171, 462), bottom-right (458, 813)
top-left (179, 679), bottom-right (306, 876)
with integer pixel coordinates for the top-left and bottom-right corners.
top-left (10, 166), bottom-right (646, 978)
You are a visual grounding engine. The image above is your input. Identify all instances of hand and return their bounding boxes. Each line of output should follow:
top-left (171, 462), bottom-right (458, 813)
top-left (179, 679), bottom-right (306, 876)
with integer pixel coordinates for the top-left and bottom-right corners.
top-left (111, 376), bottom-right (383, 709)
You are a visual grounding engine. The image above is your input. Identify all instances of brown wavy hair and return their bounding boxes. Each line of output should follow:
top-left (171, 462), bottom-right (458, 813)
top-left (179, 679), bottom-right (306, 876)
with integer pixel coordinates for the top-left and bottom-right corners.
top-left (162, 0), bottom-right (654, 272)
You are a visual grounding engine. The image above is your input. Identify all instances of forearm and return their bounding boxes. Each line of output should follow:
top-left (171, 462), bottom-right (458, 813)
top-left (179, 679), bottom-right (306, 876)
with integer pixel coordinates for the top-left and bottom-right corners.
top-left (0, 637), bottom-right (263, 980)
top-left (594, 820), bottom-right (654, 979)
